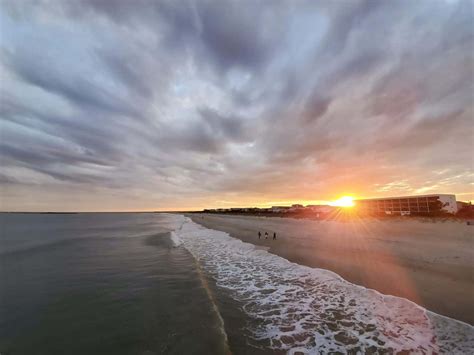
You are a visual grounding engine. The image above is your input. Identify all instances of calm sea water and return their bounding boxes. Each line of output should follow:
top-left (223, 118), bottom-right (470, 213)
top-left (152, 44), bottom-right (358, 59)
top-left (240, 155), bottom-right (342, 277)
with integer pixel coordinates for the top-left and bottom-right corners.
top-left (1, 213), bottom-right (473, 354)
top-left (0, 213), bottom-right (230, 355)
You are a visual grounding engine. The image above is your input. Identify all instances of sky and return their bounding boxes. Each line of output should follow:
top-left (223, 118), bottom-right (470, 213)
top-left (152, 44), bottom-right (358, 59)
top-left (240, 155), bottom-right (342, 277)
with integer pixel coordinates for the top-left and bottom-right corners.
top-left (0, 0), bottom-right (473, 212)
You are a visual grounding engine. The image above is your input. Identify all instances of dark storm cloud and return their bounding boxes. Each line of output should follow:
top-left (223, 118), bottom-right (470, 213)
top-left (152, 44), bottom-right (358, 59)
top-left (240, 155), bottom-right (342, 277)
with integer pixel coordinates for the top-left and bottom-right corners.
top-left (80, 0), bottom-right (283, 72)
top-left (193, 1), bottom-right (279, 72)
top-left (3, 49), bottom-right (144, 118)
top-left (301, 94), bottom-right (332, 123)
top-left (1, 0), bottom-right (473, 210)
top-left (198, 108), bottom-right (251, 142)
top-left (151, 108), bottom-right (251, 155)
top-left (160, 122), bottom-right (222, 154)
top-left (318, 0), bottom-right (384, 56)
top-left (0, 173), bottom-right (18, 184)
top-left (97, 49), bottom-right (154, 100)
top-left (1, 94), bottom-right (124, 165)
top-left (0, 93), bottom-right (132, 187)
top-left (0, 142), bottom-right (112, 185)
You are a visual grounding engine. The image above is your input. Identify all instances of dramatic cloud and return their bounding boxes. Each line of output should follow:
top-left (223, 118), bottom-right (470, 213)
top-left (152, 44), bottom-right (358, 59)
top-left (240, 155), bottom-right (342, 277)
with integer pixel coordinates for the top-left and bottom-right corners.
top-left (0, 0), bottom-right (472, 211)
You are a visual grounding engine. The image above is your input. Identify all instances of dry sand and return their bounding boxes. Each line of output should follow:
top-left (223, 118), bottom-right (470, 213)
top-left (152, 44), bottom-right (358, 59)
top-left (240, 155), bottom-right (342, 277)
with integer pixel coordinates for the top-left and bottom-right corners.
top-left (188, 213), bottom-right (474, 324)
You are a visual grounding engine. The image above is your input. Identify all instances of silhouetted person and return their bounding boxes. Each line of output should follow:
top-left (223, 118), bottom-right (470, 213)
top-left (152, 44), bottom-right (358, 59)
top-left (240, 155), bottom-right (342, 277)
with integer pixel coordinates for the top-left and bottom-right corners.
top-left (265, 232), bottom-right (268, 239)
top-left (258, 231), bottom-right (261, 239)
top-left (273, 232), bottom-right (277, 240)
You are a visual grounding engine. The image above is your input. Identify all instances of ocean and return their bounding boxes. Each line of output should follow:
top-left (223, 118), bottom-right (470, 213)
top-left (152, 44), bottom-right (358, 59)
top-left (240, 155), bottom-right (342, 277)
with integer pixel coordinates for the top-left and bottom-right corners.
top-left (0, 213), bottom-right (472, 354)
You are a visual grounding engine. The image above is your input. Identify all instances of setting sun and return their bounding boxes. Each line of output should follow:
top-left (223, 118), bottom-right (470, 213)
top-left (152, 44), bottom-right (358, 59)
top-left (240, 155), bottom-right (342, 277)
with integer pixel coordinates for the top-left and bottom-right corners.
top-left (330, 196), bottom-right (355, 208)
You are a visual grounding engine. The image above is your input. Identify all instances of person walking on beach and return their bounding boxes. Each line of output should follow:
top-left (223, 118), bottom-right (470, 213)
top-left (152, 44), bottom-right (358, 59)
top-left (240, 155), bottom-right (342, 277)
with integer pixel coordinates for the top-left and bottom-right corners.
top-left (265, 232), bottom-right (268, 239)
top-left (273, 232), bottom-right (277, 240)
top-left (258, 231), bottom-right (261, 239)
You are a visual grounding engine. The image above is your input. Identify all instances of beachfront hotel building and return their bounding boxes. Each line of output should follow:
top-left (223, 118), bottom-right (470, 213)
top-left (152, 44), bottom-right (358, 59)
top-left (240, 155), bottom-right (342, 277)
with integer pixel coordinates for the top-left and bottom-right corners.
top-left (354, 194), bottom-right (458, 215)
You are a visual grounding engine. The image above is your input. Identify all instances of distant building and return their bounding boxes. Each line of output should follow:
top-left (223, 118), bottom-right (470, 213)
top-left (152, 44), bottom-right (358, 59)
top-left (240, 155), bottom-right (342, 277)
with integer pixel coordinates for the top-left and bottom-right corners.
top-left (354, 194), bottom-right (458, 215)
top-left (289, 204), bottom-right (305, 212)
top-left (247, 207), bottom-right (260, 212)
top-left (230, 208), bottom-right (246, 212)
top-left (457, 201), bottom-right (471, 211)
top-left (456, 201), bottom-right (473, 217)
top-left (306, 205), bottom-right (334, 213)
top-left (271, 206), bottom-right (290, 213)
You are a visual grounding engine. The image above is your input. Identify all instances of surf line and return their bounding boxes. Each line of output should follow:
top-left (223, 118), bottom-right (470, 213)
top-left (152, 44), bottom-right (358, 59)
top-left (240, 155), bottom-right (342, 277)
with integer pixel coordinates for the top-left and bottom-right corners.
top-left (192, 253), bottom-right (232, 355)
top-left (177, 218), bottom-right (232, 354)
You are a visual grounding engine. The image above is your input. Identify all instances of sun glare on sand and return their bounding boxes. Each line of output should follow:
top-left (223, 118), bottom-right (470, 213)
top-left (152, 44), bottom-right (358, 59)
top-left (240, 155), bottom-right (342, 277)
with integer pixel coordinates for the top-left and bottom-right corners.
top-left (330, 196), bottom-right (355, 208)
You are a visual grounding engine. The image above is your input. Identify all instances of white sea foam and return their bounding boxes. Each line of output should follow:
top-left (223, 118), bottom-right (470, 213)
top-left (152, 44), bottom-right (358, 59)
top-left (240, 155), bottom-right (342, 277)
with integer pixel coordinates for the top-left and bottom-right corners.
top-left (169, 231), bottom-right (183, 247)
top-left (164, 214), bottom-right (474, 353)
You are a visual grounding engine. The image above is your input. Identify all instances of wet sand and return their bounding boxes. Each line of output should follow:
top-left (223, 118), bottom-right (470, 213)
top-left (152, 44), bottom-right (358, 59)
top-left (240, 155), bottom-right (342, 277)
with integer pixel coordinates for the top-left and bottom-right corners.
top-left (188, 213), bottom-right (474, 324)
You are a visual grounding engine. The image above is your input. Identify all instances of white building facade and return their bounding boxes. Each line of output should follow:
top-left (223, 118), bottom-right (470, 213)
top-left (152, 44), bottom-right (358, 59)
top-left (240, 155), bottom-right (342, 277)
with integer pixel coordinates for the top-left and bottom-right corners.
top-left (354, 194), bottom-right (458, 214)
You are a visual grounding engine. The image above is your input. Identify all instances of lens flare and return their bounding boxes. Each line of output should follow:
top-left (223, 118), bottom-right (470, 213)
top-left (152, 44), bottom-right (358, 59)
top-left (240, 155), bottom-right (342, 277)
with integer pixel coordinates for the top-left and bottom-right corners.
top-left (330, 196), bottom-right (355, 207)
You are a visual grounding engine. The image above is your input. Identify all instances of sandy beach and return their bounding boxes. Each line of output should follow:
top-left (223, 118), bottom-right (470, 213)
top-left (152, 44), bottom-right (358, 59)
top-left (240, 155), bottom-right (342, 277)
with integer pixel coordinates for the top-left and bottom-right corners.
top-left (189, 213), bottom-right (474, 325)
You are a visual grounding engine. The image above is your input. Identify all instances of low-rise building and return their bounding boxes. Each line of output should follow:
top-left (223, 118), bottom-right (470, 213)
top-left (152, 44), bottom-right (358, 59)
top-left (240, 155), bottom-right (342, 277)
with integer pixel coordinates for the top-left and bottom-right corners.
top-left (289, 204), bottom-right (305, 212)
top-left (306, 205), bottom-right (334, 213)
top-left (271, 206), bottom-right (290, 213)
top-left (457, 201), bottom-right (471, 211)
top-left (354, 194), bottom-right (458, 215)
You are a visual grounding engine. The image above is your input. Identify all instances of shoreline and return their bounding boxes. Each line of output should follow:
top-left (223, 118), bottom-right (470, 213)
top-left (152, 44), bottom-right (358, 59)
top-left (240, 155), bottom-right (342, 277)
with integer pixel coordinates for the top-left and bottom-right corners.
top-left (189, 211), bottom-right (474, 224)
top-left (188, 213), bottom-right (474, 325)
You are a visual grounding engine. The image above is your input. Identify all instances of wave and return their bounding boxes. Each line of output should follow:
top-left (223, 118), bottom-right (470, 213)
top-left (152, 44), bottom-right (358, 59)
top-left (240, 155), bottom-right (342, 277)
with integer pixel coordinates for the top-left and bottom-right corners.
top-left (169, 231), bottom-right (183, 247)
top-left (165, 214), bottom-right (474, 354)
top-left (1, 230), bottom-right (171, 256)
top-left (0, 236), bottom-right (96, 257)
top-left (161, 215), bottom-right (230, 353)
